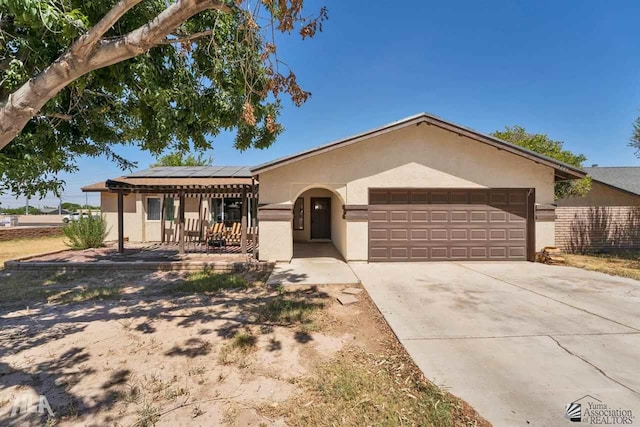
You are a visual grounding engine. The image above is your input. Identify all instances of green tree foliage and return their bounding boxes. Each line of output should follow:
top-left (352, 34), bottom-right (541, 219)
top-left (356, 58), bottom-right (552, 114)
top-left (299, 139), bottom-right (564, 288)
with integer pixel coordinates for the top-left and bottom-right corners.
top-left (60, 202), bottom-right (100, 211)
top-left (63, 214), bottom-right (109, 249)
top-left (492, 126), bottom-right (591, 200)
top-left (0, 0), bottom-right (327, 197)
top-left (631, 116), bottom-right (640, 156)
top-left (0, 206), bottom-right (42, 215)
top-left (151, 151), bottom-right (213, 167)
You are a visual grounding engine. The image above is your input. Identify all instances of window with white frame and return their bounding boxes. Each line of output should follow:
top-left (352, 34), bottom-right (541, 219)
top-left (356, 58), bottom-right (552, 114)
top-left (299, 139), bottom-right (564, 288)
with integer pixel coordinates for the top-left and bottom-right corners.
top-left (146, 197), bottom-right (161, 221)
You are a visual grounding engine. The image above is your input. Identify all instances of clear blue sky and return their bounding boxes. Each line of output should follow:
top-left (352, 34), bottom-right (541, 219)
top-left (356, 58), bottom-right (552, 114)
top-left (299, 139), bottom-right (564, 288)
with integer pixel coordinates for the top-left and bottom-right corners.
top-left (3, 0), bottom-right (640, 209)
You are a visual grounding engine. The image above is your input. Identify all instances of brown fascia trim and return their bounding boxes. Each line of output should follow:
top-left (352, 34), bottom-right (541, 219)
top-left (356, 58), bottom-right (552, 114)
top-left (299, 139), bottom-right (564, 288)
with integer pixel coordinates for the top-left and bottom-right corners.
top-left (258, 203), bottom-right (293, 221)
top-left (250, 113), bottom-right (586, 180)
top-left (343, 205), bottom-right (369, 221)
top-left (535, 203), bottom-right (557, 222)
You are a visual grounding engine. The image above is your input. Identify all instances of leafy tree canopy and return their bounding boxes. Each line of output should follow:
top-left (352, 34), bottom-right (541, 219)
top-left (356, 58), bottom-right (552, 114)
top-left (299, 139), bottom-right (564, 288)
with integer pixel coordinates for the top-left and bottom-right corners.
top-left (0, 0), bottom-right (327, 197)
top-left (631, 116), bottom-right (640, 156)
top-left (491, 125), bottom-right (591, 200)
top-left (150, 151), bottom-right (213, 166)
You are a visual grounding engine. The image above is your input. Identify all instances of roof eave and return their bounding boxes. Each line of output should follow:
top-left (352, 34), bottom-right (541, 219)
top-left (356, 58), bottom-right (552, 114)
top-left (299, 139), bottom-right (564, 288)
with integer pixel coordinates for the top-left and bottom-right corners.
top-left (250, 113), bottom-right (587, 180)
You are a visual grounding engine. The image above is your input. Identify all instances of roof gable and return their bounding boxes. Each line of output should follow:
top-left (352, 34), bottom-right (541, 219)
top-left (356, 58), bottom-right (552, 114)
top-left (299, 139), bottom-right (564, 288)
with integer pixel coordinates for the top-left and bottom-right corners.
top-left (251, 113), bottom-right (585, 180)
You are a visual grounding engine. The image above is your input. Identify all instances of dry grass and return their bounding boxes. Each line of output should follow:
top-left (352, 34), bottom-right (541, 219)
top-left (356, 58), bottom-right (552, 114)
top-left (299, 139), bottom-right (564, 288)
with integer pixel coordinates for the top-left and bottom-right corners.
top-left (0, 235), bottom-right (67, 268)
top-left (564, 251), bottom-right (640, 281)
top-left (166, 271), bottom-right (251, 294)
top-left (47, 286), bottom-right (122, 304)
top-left (267, 347), bottom-right (478, 427)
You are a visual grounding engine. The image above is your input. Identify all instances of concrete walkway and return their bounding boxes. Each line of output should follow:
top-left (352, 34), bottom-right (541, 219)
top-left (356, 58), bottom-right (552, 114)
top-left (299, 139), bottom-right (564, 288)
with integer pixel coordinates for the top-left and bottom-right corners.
top-left (352, 261), bottom-right (640, 426)
top-left (266, 243), bottom-right (360, 286)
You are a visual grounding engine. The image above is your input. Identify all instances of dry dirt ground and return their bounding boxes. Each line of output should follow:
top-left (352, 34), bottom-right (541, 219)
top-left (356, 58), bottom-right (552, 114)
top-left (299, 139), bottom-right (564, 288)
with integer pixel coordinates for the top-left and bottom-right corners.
top-left (0, 268), bottom-right (489, 427)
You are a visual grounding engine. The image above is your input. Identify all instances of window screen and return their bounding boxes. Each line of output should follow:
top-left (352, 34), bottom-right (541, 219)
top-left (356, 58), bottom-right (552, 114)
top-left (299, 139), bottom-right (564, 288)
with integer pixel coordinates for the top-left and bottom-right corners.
top-left (147, 198), bottom-right (161, 221)
top-left (164, 198), bottom-right (174, 221)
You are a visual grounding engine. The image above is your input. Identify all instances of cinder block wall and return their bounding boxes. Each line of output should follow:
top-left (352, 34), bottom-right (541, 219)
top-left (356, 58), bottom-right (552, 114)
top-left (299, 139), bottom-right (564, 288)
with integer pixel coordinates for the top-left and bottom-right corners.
top-left (0, 227), bottom-right (64, 242)
top-left (556, 206), bottom-right (640, 253)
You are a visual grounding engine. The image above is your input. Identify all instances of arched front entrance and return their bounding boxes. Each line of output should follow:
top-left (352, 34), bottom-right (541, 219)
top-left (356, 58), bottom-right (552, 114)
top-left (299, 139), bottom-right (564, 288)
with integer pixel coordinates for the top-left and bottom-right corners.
top-left (292, 187), bottom-right (347, 260)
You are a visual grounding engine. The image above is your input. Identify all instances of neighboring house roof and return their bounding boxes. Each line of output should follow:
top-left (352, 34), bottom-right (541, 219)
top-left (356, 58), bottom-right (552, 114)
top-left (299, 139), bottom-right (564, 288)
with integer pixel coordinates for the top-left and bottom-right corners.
top-left (40, 207), bottom-right (70, 214)
top-left (251, 112), bottom-right (586, 180)
top-left (585, 166), bottom-right (640, 196)
top-left (82, 181), bottom-right (108, 192)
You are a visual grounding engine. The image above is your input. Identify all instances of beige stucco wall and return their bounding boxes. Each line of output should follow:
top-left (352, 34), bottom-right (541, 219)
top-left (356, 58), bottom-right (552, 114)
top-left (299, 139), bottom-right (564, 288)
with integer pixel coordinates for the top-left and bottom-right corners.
top-left (556, 181), bottom-right (640, 207)
top-left (102, 192), bottom-right (143, 242)
top-left (258, 124), bottom-right (557, 261)
top-left (259, 220), bottom-right (293, 262)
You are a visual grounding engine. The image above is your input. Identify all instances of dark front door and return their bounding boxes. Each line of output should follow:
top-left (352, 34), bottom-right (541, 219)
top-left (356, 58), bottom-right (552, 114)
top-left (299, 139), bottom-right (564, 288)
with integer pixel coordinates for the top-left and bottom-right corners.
top-left (310, 197), bottom-right (331, 239)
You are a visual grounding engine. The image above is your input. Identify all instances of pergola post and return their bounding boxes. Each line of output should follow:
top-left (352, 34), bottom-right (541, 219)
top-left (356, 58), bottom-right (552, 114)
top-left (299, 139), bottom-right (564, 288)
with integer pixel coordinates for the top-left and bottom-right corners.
top-left (117, 192), bottom-right (124, 254)
top-left (178, 191), bottom-right (185, 255)
top-left (241, 187), bottom-right (247, 255)
top-left (252, 179), bottom-right (258, 259)
top-left (160, 195), bottom-right (166, 244)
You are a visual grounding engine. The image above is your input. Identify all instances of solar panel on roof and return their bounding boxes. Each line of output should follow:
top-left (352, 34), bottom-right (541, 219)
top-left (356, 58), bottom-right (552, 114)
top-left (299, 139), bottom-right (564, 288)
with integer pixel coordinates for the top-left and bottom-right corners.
top-left (124, 165), bottom-right (254, 178)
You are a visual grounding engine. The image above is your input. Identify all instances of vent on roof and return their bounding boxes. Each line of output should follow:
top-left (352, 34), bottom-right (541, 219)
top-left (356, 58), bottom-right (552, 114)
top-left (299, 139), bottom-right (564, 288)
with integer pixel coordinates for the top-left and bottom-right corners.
top-left (591, 164), bottom-right (598, 167)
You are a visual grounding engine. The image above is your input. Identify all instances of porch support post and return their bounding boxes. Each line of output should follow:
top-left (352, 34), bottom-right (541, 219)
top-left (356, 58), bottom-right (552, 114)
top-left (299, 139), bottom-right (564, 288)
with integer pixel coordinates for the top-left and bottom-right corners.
top-left (178, 191), bottom-right (185, 255)
top-left (160, 195), bottom-right (166, 244)
top-left (252, 179), bottom-right (258, 259)
top-left (117, 192), bottom-right (124, 254)
top-left (241, 187), bottom-right (248, 255)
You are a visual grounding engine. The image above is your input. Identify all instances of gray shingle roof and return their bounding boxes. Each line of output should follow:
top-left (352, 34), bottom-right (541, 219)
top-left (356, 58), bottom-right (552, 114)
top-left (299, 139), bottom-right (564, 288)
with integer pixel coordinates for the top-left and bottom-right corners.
top-left (125, 166), bottom-right (253, 178)
top-left (585, 167), bottom-right (640, 196)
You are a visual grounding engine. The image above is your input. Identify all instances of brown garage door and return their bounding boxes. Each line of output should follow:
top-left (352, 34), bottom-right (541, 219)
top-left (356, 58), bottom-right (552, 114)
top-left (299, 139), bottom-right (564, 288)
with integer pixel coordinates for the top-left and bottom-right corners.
top-left (368, 189), bottom-right (532, 261)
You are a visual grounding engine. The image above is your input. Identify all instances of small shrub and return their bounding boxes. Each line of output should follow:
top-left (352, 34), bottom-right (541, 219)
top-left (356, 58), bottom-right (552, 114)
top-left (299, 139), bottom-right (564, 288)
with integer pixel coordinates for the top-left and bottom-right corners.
top-left (63, 214), bottom-right (108, 250)
top-left (231, 331), bottom-right (257, 350)
top-left (256, 296), bottom-right (323, 325)
top-left (48, 286), bottom-right (120, 304)
top-left (218, 331), bottom-right (257, 366)
top-left (168, 271), bottom-right (249, 294)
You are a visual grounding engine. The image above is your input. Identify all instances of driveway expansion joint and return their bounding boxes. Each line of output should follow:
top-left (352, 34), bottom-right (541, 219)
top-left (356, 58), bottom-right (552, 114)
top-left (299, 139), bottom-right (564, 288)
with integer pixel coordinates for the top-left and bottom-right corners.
top-left (548, 335), bottom-right (639, 395)
top-left (401, 331), bottom-right (640, 341)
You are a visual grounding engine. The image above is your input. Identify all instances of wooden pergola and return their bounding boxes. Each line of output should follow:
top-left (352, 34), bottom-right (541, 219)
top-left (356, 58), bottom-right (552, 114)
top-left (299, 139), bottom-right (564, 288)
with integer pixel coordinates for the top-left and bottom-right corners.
top-left (105, 178), bottom-right (257, 255)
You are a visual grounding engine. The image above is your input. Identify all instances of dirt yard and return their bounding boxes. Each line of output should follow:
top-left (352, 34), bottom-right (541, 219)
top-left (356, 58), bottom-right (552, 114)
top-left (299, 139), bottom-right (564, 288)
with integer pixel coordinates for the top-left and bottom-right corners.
top-left (0, 268), bottom-right (488, 426)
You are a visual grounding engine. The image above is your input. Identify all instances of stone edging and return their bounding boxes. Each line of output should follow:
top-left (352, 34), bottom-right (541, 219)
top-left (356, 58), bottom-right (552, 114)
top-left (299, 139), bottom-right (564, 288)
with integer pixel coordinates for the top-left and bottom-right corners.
top-left (4, 259), bottom-right (274, 272)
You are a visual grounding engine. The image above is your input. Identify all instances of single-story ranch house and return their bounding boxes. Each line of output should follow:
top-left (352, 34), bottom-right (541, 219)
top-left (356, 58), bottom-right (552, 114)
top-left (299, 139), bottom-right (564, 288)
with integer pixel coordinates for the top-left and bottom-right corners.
top-left (83, 113), bottom-right (586, 262)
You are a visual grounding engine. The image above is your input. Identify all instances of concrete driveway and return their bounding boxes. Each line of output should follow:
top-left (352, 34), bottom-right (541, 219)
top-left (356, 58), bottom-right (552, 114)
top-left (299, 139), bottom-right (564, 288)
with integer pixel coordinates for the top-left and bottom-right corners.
top-left (351, 262), bottom-right (640, 426)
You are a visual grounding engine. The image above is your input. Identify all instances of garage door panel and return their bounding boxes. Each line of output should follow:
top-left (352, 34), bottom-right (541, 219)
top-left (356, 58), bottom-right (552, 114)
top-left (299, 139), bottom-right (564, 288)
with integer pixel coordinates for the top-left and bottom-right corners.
top-left (390, 229), bottom-right (409, 240)
top-left (390, 211), bottom-right (409, 221)
top-left (450, 211), bottom-right (469, 222)
top-left (368, 189), bottom-right (530, 261)
top-left (430, 211), bottom-right (448, 222)
top-left (410, 229), bottom-right (429, 240)
top-left (450, 247), bottom-right (469, 259)
top-left (410, 211), bottom-right (429, 222)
